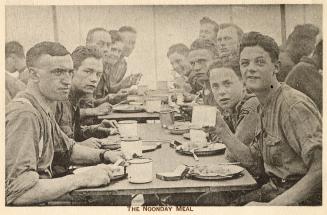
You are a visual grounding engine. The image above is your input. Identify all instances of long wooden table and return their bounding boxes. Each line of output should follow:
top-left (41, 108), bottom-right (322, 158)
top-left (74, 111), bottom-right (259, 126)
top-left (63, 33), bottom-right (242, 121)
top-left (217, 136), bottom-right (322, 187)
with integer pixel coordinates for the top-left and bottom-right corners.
top-left (98, 111), bottom-right (161, 121)
top-left (70, 124), bottom-right (257, 197)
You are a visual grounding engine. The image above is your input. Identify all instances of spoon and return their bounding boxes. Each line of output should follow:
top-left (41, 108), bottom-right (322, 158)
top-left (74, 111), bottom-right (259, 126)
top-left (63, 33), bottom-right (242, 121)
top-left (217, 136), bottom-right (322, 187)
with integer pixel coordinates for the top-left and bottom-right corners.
top-left (190, 148), bottom-right (199, 161)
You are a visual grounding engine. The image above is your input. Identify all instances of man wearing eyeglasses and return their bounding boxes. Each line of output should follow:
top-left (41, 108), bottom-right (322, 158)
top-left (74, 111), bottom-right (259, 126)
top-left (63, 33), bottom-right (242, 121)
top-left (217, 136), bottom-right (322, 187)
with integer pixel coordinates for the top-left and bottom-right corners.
top-left (6, 41), bottom-right (124, 205)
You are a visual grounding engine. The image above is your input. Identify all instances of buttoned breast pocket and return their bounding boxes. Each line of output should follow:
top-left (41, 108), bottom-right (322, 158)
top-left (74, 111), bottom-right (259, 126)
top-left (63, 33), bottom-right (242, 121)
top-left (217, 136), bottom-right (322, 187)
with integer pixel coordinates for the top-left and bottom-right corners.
top-left (263, 133), bottom-right (283, 167)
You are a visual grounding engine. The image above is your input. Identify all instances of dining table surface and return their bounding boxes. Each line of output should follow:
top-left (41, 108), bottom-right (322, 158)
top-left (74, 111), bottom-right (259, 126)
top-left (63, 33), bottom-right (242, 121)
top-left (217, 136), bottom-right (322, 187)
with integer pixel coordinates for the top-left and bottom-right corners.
top-left (70, 123), bottom-right (258, 197)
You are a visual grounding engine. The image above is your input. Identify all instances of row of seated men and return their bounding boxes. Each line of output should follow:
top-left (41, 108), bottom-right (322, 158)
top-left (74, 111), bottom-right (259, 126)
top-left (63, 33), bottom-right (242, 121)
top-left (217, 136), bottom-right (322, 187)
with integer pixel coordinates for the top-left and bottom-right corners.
top-left (5, 18), bottom-right (322, 205)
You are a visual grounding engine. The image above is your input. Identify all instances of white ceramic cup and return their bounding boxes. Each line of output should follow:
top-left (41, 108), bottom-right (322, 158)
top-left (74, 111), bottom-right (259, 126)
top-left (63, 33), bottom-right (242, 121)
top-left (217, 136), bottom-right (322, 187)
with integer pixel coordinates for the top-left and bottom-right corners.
top-left (120, 137), bottom-right (142, 159)
top-left (118, 120), bottom-right (138, 137)
top-left (127, 158), bottom-right (153, 183)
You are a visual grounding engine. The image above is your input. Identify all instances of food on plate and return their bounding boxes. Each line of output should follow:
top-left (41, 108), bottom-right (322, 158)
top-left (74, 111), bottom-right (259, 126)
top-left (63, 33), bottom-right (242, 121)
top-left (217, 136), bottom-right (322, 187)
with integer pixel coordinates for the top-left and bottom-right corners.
top-left (190, 164), bottom-right (243, 177)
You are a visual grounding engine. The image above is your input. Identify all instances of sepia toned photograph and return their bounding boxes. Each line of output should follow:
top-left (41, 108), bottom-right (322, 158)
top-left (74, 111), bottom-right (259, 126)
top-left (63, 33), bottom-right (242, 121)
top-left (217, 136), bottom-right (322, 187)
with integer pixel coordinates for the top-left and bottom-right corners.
top-left (4, 2), bottom-right (323, 207)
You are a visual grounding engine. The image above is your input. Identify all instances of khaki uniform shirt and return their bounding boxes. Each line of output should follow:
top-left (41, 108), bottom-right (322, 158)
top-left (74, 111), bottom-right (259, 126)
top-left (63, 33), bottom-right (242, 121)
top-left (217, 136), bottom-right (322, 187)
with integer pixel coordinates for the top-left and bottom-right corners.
top-left (5, 91), bottom-right (75, 204)
top-left (248, 84), bottom-right (322, 180)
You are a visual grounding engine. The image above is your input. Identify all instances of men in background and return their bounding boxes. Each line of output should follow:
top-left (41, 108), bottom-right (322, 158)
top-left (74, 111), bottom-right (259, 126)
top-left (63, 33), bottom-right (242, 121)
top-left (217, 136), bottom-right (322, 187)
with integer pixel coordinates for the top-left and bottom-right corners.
top-left (56, 46), bottom-right (118, 147)
top-left (206, 32), bottom-right (321, 205)
top-left (217, 23), bottom-right (244, 63)
top-left (167, 43), bottom-right (192, 92)
top-left (199, 17), bottom-right (219, 43)
top-left (85, 28), bottom-right (127, 104)
top-left (278, 24), bottom-right (319, 81)
top-left (108, 26), bottom-right (142, 88)
top-left (285, 40), bottom-right (322, 113)
top-left (188, 38), bottom-right (218, 105)
top-left (6, 41), bottom-right (123, 205)
top-left (94, 30), bottom-right (130, 104)
top-left (5, 41), bottom-right (26, 103)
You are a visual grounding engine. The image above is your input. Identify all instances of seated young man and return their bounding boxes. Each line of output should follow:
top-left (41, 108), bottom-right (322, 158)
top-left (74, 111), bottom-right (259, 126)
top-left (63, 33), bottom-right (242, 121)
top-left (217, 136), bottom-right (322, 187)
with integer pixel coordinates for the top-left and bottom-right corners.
top-left (55, 46), bottom-right (119, 147)
top-left (5, 41), bottom-right (27, 104)
top-left (167, 43), bottom-right (192, 92)
top-left (188, 38), bottom-right (218, 106)
top-left (198, 17), bottom-right (219, 44)
top-left (205, 32), bottom-right (322, 206)
top-left (207, 60), bottom-right (260, 162)
top-left (285, 40), bottom-right (322, 114)
top-left (94, 30), bottom-right (140, 105)
top-left (6, 41), bottom-right (124, 205)
top-left (83, 28), bottom-right (136, 109)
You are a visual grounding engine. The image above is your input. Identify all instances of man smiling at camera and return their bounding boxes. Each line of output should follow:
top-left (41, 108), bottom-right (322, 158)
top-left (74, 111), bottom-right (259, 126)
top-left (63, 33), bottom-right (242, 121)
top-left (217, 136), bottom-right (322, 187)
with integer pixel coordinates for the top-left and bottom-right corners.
top-left (206, 32), bottom-right (322, 205)
top-left (6, 42), bottom-right (124, 205)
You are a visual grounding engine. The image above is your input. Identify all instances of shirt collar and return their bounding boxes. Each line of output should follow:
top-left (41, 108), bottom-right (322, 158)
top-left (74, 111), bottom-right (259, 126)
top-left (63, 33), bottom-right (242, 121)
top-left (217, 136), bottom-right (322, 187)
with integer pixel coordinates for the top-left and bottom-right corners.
top-left (25, 88), bottom-right (53, 115)
top-left (257, 83), bottom-right (284, 114)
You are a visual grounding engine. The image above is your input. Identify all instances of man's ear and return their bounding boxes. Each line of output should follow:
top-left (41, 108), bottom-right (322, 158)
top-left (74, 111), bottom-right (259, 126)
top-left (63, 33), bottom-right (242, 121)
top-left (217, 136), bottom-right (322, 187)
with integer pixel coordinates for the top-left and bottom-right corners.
top-left (28, 67), bottom-right (41, 83)
top-left (273, 60), bottom-right (281, 75)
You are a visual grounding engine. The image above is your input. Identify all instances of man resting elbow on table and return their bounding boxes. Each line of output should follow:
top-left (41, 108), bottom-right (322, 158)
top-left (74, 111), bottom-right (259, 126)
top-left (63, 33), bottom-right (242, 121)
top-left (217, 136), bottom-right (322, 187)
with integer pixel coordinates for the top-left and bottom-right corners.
top-left (79, 28), bottom-right (140, 119)
top-left (204, 32), bottom-right (322, 206)
top-left (55, 46), bottom-right (121, 149)
top-left (5, 42), bottom-right (125, 205)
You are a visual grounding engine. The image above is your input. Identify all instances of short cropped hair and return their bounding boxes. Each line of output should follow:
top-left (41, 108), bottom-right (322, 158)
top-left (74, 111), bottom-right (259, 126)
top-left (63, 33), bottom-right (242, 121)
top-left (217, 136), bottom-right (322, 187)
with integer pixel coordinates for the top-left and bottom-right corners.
top-left (200, 17), bottom-right (219, 34)
top-left (5, 41), bottom-right (25, 58)
top-left (219, 23), bottom-right (244, 42)
top-left (26, 41), bottom-right (70, 68)
top-left (71, 45), bottom-right (102, 70)
top-left (240, 32), bottom-right (279, 63)
top-left (167, 43), bottom-right (190, 58)
top-left (190, 38), bottom-right (219, 57)
top-left (118, 26), bottom-right (137, 34)
top-left (286, 24), bottom-right (320, 64)
top-left (208, 59), bottom-right (241, 78)
top-left (86, 27), bottom-right (108, 45)
top-left (109, 30), bottom-right (123, 44)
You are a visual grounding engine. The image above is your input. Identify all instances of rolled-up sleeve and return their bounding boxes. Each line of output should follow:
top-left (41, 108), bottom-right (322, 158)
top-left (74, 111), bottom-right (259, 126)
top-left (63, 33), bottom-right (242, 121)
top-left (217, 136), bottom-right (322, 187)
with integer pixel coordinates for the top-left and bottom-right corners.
top-left (282, 101), bottom-right (322, 167)
top-left (6, 111), bottom-right (42, 204)
top-left (225, 97), bottom-right (260, 162)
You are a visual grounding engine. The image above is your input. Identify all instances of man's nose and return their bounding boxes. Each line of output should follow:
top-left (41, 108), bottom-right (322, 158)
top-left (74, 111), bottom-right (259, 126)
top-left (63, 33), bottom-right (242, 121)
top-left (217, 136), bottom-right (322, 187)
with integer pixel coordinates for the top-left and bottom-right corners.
top-left (90, 72), bottom-right (98, 83)
top-left (61, 73), bottom-right (72, 85)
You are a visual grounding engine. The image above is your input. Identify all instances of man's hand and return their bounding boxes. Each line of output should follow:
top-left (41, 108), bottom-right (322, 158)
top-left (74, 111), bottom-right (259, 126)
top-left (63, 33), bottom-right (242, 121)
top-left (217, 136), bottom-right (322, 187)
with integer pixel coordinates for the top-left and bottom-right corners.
top-left (100, 119), bottom-right (119, 129)
top-left (131, 73), bottom-right (142, 85)
top-left (95, 102), bottom-right (112, 115)
top-left (120, 75), bottom-right (134, 89)
top-left (104, 150), bottom-right (126, 164)
top-left (79, 137), bottom-right (102, 149)
top-left (74, 164), bottom-right (117, 188)
top-left (109, 92), bottom-right (128, 104)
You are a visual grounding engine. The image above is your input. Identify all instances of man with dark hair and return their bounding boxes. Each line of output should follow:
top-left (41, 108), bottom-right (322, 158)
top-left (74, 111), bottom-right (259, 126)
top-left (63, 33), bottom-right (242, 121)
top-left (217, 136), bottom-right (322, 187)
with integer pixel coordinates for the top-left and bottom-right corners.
top-left (5, 41), bottom-right (26, 103)
top-left (187, 38), bottom-right (218, 105)
top-left (56, 46), bottom-right (118, 147)
top-left (278, 24), bottom-right (320, 81)
top-left (206, 32), bottom-right (322, 205)
top-left (6, 41), bottom-right (124, 205)
top-left (199, 17), bottom-right (219, 43)
top-left (285, 40), bottom-right (323, 113)
top-left (167, 43), bottom-right (192, 92)
top-left (217, 23), bottom-right (244, 62)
